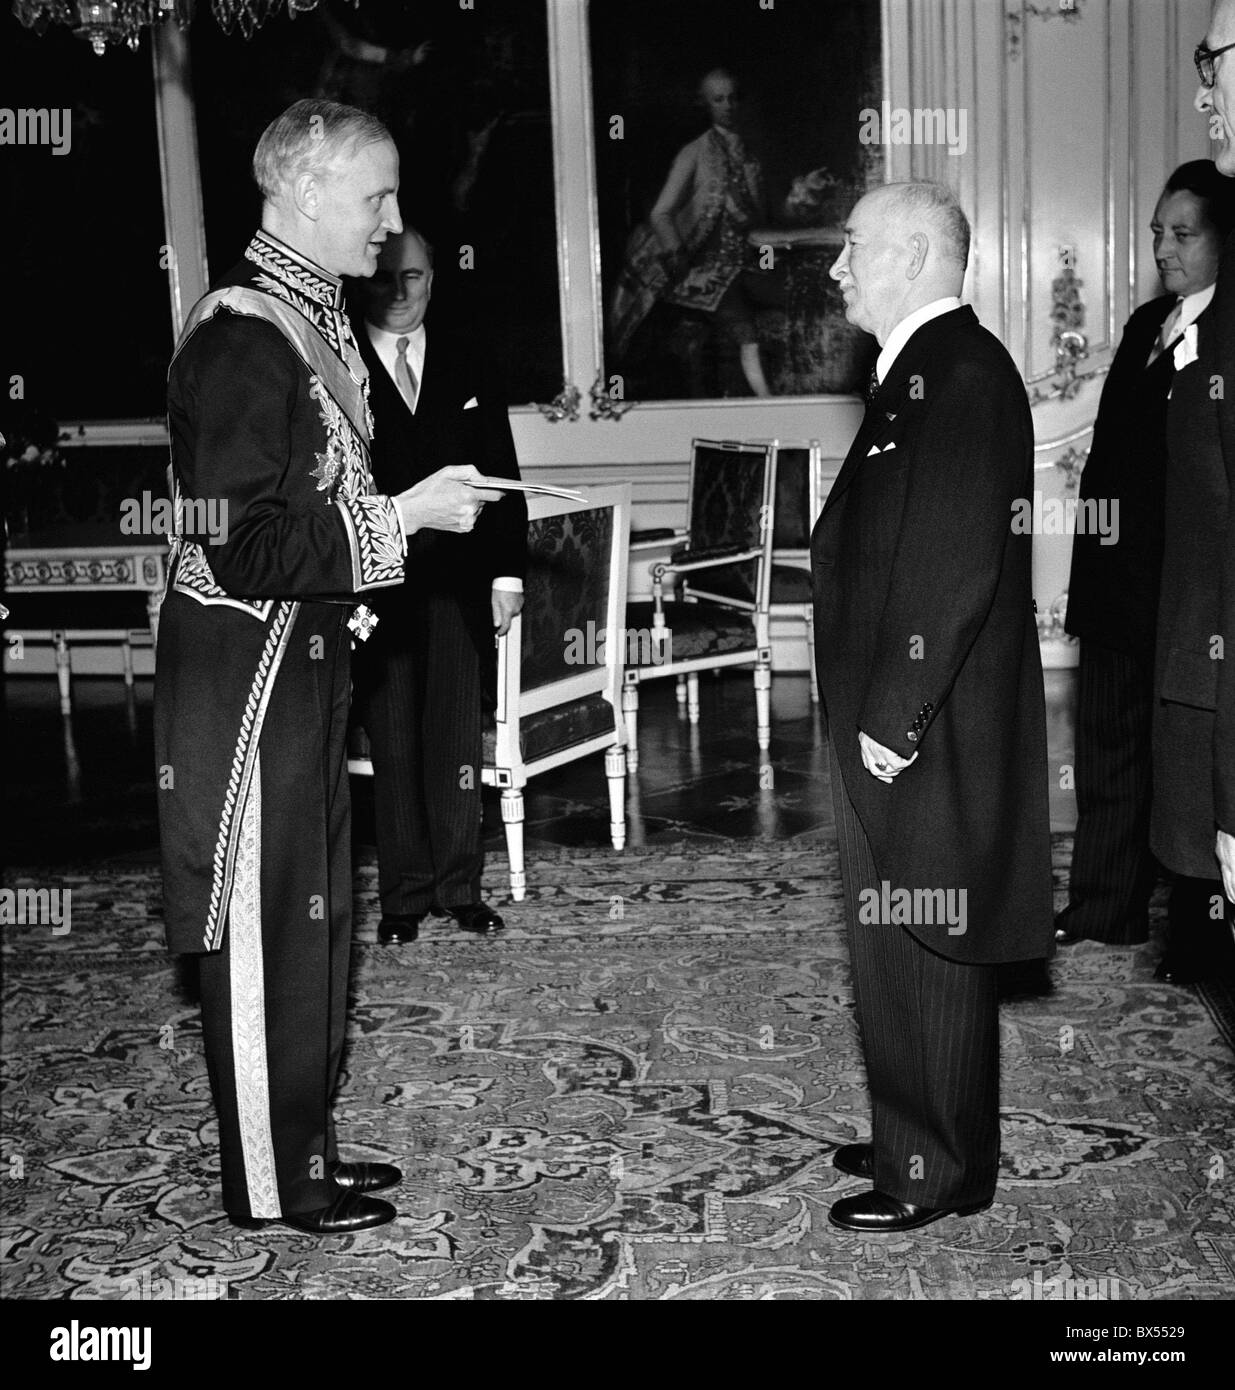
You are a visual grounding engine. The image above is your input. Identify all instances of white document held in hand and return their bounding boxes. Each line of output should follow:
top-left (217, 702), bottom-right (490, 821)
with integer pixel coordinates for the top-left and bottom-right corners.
top-left (470, 476), bottom-right (587, 503)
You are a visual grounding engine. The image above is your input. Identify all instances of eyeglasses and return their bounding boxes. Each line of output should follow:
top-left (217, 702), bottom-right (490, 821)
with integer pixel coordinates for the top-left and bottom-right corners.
top-left (1195, 39), bottom-right (1235, 87)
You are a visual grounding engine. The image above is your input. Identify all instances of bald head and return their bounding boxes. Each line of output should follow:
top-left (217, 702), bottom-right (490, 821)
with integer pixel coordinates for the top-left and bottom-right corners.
top-left (830, 181), bottom-right (971, 343)
top-left (869, 183), bottom-right (970, 270)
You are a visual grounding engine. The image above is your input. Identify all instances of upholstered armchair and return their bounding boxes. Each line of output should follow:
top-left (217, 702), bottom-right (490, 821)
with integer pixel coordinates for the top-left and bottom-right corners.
top-left (349, 483), bottom-right (632, 903)
top-left (622, 439), bottom-right (776, 770)
top-left (483, 484), bottom-right (631, 899)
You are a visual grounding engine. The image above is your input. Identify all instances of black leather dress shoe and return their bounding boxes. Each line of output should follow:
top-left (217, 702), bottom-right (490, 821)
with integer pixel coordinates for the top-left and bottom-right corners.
top-left (439, 902), bottom-right (505, 934)
top-left (378, 914), bottom-right (421, 945)
top-left (833, 1143), bottom-right (874, 1180)
top-left (230, 1189), bottom-right (396, 1235)
top-left (330, 1160), bottom-right (402, 1193)
top-left (1053, 910), bottom-right (1078, 944)
top-left (1053, 912), bottom-right (1086, 945)
top-left (997, 959), bottom-right (1052, 999)
top-left (1153, 951), bottom-right (1203, 985)
top-left (828, 1189), bottom-right (991, 1233)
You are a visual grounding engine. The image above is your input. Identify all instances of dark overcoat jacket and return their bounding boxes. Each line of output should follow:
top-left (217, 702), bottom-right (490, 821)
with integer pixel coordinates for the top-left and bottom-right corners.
top-left (1153, 230), bottom-right (1235, 876)
top-left (811, 305), bottom-right (1053, 965)
top-left (1065, 294), bottom-right (1176, 660)
top-left (353, 316), bottom-right (527, 660)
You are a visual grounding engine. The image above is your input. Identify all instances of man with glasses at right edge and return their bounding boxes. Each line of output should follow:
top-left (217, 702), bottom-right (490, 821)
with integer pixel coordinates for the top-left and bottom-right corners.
top-left (1150, 2), bottom-right (1235, 976)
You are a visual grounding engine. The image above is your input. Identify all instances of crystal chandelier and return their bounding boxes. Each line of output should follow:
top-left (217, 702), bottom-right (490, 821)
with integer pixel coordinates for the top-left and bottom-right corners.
top-left (11, 0), bottom-right (331, 55)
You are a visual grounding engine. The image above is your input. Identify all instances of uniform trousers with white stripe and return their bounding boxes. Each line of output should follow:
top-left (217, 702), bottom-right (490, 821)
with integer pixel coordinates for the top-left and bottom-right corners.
top-left (828, 738), bottom-right (1000, 1208)
top-left (197, 604), bottom-right (353, 1219)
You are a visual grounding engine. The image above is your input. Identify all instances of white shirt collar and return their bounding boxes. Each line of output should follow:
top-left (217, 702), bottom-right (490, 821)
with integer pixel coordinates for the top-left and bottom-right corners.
top-left (876, 296), bottom-right (963, 383)
top-left (1173, 283), bottom-right (1215, 337)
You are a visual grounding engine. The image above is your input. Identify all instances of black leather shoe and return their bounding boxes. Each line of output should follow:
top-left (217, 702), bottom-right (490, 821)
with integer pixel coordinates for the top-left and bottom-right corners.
top-left (833, 1143), bottom-right (874, 1180)
top-left (378, 914), bottom-right (421, 945)
top-left (330, 1160), bottom-right (402, 1193)
top-left (998, 960), bottom-right (1052, 999)
top-left (230, 1189), bottom-right (396, 1234)
top-left (1053, 912), bottom-right (1086, 945)
top-left (1153, 951), bottom-right (1202, 985)
top-left (828, 1190), bottom-right (991, 1233)
top-left (439, 902), bottom-right (505, 934)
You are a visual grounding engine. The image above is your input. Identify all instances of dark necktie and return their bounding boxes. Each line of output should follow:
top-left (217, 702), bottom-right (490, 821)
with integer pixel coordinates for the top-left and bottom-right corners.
top-left (864, 365), bottom-right (881, 404)
top-left (394, 335), bottom-right (419, 411)
top-left (1146, 299), bottom-right (1183, 368)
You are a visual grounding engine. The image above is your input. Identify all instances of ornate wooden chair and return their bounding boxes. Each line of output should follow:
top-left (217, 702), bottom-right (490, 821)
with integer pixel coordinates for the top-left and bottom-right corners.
top-left (621, 438), bottom-right (776, 770)
top-left (766, 439), bottom-right (825, 702)
top-left (349, 483), bottom-right (632, 904)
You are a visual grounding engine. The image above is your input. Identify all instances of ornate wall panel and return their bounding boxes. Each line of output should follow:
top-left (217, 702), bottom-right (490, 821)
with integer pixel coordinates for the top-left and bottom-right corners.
top-left (886, 0), bottom-right (1215, 662)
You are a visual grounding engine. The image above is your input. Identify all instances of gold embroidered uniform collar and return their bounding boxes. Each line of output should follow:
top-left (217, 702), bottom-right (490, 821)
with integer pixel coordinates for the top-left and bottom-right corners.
top-left (245, 230), bottom-right (343, 310)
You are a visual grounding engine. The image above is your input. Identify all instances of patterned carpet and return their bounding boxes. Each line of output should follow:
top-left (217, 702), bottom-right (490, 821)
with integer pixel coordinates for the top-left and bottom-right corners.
top-left (3, 835), bottom-right (1233, 1301)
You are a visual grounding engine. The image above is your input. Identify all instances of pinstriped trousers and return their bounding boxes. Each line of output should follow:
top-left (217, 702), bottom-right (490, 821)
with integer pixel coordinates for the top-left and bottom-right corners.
top-left (354, 592), bottom-right (485, 916)
top-left (828, 737), bottom-right (1001, 1208)
top-left (1064, 641), bottom-right (1157, 943)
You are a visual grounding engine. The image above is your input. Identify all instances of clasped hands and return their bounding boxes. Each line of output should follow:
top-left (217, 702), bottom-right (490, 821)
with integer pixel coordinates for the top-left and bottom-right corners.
top-left (858, 730), bottom-right (918, 784)
top-left (395, 465), bottom-right (502, 537)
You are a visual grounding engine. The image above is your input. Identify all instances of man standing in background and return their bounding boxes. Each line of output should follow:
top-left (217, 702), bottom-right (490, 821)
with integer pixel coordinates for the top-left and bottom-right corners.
top-left (1147, 0), bottom-right (1235, 977)
top-left (1059, 162), bottom-right (1231, 971)
top-left (352, 227), bottom-right (527, 945)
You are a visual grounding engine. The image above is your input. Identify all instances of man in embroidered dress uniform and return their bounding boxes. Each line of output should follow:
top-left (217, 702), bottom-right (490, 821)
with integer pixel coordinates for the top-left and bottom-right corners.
top-left (155, 99), bottom-right (501, 1234)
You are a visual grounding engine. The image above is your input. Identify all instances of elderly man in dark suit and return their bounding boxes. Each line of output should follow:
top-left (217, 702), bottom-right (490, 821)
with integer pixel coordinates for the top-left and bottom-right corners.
top-left (351, 227), bottom-right (527, 943)
top-left (1059, 162), bottom-right (1232, 964)
top-left (812, 181), bottom-right (1052, 1233)
top-left (1149, 2), bottom-right (1235, 979)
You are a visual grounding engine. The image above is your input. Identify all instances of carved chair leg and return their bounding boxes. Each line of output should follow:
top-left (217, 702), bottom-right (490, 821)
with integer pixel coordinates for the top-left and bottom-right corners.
top-left (754, 659), bottom-right (772, 753)
top-left (686, 672), bottom-right (700, 724)
top-left (54, 631), bottom-right (71, 717)
top-left (605, 745), bottom-right (627, 851)
top-left (621, 675), bottom-right (640, 772)
top-left (147, 588), bottom-right (164, 648)
top-left (805, 604), bottom-right (819, 704)
top-left (675, 675), bottom-right (688, 706)
top-left (500, 788), bottom-right (526, 903)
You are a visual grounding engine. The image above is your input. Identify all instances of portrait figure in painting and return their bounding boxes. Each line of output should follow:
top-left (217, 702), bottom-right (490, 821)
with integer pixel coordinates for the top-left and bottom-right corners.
top-left (593, 0), bottom-right (882, 400)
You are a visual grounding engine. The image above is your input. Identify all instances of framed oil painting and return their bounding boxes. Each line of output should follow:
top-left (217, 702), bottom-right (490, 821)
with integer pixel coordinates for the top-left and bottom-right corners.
top-left (590, 0), bottom-right (883, 402)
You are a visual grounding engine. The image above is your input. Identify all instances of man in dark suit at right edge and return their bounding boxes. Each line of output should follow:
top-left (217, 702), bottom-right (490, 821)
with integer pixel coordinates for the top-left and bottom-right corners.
top-left (1150, 0), bottom-right (1235, 975)
top-left (1058, 162), bottom-right (1233, 974)
top-left (812, 181), bottom-right (1053, 1233)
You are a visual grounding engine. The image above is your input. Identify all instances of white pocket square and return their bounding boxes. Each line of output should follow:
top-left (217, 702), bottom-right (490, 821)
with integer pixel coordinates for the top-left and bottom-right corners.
top-left (463, 396), bottom-right (479, 410)
top-left (866, 441), bottom-right (897, 456)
